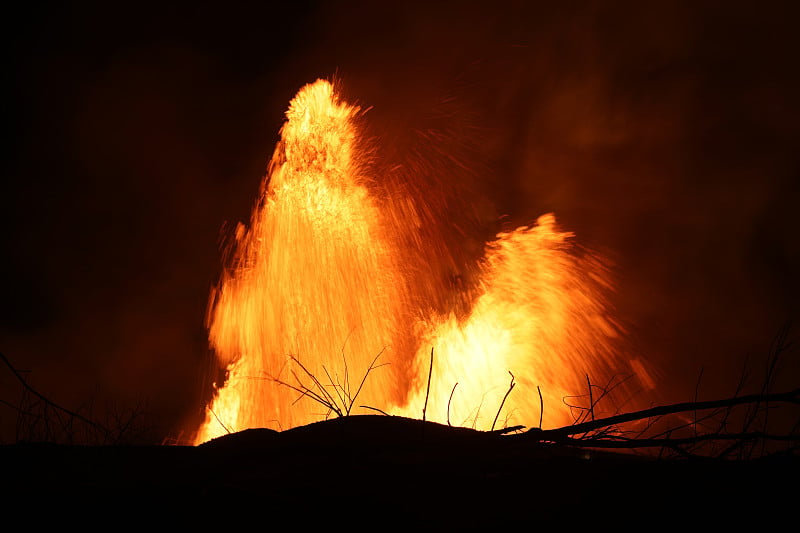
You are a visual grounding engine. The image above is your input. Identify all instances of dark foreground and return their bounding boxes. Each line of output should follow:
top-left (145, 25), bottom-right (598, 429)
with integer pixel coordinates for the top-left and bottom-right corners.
top-left (4, 415), bottom-right (796, 529)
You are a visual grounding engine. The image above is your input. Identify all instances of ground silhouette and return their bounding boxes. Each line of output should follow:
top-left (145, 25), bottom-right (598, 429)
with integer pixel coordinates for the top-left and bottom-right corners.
top-left (4, 414), bottom-right (795, 528)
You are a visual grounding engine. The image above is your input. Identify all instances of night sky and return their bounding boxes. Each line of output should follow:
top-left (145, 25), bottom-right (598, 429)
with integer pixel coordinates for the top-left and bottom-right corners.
top-left (3, 1), bottom-right (798, 444)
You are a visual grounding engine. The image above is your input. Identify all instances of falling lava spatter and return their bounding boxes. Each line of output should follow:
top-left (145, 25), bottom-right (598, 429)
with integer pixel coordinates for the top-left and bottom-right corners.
top-left (194, 80), bottom-right (407, 443)
top-left (193, 79), bottom-right (650, 444)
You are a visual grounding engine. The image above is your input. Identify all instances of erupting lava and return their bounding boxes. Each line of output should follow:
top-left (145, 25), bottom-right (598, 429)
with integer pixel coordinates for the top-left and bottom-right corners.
top-left (193, 79), bottom-right (648, 444)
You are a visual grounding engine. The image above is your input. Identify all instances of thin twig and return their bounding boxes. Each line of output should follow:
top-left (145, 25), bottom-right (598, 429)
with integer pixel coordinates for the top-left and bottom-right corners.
top-left (694, 365), bottom-right (704, 438)
top-left (270, 349), bottom-right (387, 419)
top-left (0, 351), bottom-right (110, 439)
top-left (423, 347), bottom-right (433, 422)
top-left (447, 382), bottom-right (458, 427)
top-left (348, 348), bottom-right (388, 415)
top-left (489, 424), bottom-right (525, 435)
top-left (210, 408), bottom-right (233, 435)
top-left (491, 371), bottom-right (515, 431)
top-left (537, 386), bottom-right (544, 429)
top-left (322, 365), bottom-right (348, 411)
top-left (359, 405), bottom-right (391, 416)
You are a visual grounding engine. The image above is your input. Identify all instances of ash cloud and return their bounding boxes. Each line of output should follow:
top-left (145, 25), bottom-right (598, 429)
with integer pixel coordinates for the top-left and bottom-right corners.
top-left (3, 1), bottom-right (798, 442)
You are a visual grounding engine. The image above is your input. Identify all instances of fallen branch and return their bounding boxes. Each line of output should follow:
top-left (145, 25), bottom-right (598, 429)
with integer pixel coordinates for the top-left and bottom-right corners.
top-left (514, 387), bottom-right (800, 458)
top-left (552, 431), bottom-right (800, 452)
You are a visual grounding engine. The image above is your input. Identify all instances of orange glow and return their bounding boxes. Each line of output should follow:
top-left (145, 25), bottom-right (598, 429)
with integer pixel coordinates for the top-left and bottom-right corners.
top-left (396, 215), bottom-right (628, 429)
top-left (193, 79), bottom-right (646, 444)
top-left (194, 80), bottom-right (406, 443)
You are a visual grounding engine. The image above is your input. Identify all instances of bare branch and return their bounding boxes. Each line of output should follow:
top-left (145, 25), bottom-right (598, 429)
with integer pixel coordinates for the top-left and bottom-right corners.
top-left (491, 371), bottom-right (515, 431)
top-left (447, 382), bottom-right (458, 427)
top-left (1, 351), bottom-right (110, 441)
top-left (537, 386), bottom-right (543, 430)
top-left (423, 347), bottom-right (433, 422)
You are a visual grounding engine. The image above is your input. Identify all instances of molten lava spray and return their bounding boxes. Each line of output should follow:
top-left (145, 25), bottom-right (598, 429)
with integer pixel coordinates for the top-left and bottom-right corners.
top-left (194, 80), bottom-right (408, 443)
top-left (397, 215), bottom-right (632, 429)
top-left (194, 79), bottom-right (648, 444)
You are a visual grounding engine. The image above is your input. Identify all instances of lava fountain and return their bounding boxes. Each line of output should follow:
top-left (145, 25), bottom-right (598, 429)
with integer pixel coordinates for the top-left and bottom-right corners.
top-left (193, 79), bottom-right (651, 444)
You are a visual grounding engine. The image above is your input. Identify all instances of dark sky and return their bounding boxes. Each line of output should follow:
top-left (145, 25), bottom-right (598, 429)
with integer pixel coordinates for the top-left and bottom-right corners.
top-left (3, 1), bottom-right (799, 444)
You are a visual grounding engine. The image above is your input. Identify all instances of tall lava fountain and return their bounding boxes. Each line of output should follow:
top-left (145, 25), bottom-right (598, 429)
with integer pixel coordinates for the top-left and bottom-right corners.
top-left (194, 79), bottom-right (648, 444)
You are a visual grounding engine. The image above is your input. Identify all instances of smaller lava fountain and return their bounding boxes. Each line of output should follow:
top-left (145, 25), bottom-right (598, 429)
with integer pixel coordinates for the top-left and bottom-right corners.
top-left (397, 214), bottom-right (631, 429)
top-left (193, 79), bottom-right (652, 444)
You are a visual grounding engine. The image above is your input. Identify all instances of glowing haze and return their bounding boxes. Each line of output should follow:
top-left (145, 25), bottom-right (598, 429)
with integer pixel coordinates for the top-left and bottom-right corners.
top-left (193, 79), bottom-right (650, 444)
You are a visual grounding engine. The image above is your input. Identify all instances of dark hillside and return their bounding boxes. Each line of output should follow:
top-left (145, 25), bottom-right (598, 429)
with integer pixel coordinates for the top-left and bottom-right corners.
top-left (4, 415), bottom-right (795, 528)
